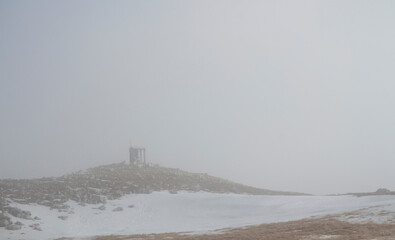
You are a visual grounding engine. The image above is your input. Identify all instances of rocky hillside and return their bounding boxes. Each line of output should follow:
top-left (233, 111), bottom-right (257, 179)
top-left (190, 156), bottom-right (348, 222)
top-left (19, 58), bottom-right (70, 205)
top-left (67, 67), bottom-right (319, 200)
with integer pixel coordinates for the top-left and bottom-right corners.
top-left (0, 162), bottom-right (303, 230)
top-left (348, 188), bottom-right (395, 197)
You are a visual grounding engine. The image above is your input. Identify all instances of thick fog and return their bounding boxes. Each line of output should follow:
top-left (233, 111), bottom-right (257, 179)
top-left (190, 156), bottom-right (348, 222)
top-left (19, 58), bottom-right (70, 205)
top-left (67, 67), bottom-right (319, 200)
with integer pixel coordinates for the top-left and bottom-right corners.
top-left (1, 0), bottom-right (395, 195)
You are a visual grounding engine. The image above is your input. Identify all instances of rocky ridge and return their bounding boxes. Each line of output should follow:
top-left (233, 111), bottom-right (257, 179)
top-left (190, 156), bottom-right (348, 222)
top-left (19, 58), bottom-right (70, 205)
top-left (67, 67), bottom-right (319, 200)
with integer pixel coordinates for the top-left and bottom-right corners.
top-left (0, 162), bottom-right (303, 230)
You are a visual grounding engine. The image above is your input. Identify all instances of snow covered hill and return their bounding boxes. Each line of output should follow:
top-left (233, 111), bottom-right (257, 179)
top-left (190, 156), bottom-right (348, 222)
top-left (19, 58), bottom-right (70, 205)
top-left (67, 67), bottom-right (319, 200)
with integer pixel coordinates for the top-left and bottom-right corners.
top-left (0, 162), bottom-right (303, 236)
top-left (2, 163), bottom-right (394, 240)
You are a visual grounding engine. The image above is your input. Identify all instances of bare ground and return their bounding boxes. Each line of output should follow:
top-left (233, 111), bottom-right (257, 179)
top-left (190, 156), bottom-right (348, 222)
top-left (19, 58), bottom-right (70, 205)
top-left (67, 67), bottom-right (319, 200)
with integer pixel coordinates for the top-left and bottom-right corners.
top-left (57, 213), bottom-right (395, 240)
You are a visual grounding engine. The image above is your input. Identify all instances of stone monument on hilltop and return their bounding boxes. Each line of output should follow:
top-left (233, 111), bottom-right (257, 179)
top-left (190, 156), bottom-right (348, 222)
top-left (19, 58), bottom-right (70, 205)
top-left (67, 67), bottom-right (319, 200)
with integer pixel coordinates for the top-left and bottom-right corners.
top-left (128, 146), bottom-right (146, 165)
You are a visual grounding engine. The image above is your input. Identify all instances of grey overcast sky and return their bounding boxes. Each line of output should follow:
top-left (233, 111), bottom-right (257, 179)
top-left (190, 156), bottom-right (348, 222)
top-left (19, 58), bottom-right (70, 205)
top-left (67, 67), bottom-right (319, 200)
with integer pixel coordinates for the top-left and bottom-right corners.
top-left (1, 0), bottom-right (395, 195)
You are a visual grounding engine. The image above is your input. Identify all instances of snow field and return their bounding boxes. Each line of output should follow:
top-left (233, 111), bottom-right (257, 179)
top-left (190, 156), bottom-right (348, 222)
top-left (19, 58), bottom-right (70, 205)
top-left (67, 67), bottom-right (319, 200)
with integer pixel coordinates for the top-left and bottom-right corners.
top-left (1, 191), bottom-right (395, 240)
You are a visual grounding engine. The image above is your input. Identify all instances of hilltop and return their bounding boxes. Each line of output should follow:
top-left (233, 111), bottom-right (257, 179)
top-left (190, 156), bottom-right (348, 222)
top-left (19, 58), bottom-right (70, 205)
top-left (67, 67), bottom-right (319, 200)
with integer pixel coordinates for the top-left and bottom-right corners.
top-left (0, 162), bottom-right (304, 229)
top-left (1, 163), bottom-right (394, 240)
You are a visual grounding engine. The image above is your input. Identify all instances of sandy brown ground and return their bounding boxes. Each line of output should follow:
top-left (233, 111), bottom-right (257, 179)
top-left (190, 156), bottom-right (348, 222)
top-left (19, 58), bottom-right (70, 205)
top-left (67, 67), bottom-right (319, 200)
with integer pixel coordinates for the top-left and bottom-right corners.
top-left (57, 213), bottom-right (395, 240)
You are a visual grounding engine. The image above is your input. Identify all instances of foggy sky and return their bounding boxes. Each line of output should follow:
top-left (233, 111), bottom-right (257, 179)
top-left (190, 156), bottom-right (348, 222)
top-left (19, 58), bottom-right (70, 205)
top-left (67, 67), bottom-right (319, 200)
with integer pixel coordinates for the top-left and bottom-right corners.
top-left (1, 0), bottom-right (395, 195)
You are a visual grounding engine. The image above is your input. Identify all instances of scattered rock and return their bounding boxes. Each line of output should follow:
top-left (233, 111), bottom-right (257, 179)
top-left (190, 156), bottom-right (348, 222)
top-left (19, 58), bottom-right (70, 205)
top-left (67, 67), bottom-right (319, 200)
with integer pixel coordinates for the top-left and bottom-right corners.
top-left (128, 205), bottom-right (134, 208)
top-left (136, 187), bottom-right (152, 194)
top-left (112, 207), bottom-right (123, 212)
top-left (29, 223), bottom-right (42, 231)
top-left (15, 221), bottom-right (23, 226)
top-left (33, 216), bottom-right (41, 220)
top-left (98, 205), bottom-right (106, 210)
top-left (0, 213), bottom-right (11, 227)
top-left (6, 224), bottom-right (22, 230)
top-left (6, 207), bottom-right (32, 219)
top-left (50, 204), bottom-right (70, 210)
top-left (58, 215), bottom-right (68, 220)
top-left (0, 218), bottom-right (11, 227)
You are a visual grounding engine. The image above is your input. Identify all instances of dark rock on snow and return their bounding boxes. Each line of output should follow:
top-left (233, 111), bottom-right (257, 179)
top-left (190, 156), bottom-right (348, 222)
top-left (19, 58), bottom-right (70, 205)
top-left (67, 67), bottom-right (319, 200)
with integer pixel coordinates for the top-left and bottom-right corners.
top-left (112, 207), bottom-right (123, 212)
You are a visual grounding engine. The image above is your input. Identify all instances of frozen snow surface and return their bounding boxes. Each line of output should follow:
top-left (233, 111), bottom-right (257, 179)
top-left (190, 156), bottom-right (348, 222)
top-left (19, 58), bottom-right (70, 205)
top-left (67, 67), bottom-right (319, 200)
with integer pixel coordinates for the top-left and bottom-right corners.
top-left (1, 191), bottom-right (395, 240)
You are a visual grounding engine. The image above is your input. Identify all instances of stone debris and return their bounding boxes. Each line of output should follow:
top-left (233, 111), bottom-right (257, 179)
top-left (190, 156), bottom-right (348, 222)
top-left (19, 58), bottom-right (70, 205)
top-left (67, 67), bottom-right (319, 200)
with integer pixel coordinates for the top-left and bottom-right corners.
top-left (6, 224), bottom-right (21, 230)
top-left (112, 207), bottom-right (123, 212)
top-left (58, 215), bottom-right (68, 220)
top-left (29, 223), bottom-right (42, 231)
top-left (6, 207), bottom-right (32, 219)
top-left (0, 213), bottom-right (11, 227)
top-left (98, 205), bottom-right (106, 210)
